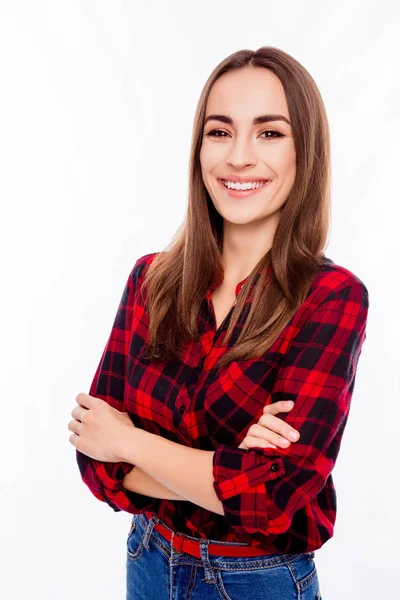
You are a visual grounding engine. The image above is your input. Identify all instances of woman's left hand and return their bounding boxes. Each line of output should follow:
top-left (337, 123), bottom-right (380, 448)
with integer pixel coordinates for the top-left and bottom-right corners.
top-left (68, 393), bottom-right (135, 462)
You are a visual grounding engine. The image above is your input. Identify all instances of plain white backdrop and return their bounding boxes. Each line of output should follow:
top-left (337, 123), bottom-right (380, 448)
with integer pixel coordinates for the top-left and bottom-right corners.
top-left (1, 1), bottom-right (399, 598)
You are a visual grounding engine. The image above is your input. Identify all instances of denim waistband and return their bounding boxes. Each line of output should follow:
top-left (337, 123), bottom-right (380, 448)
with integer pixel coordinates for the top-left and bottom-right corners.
top-left (133, 511), bottom-right (313, 568)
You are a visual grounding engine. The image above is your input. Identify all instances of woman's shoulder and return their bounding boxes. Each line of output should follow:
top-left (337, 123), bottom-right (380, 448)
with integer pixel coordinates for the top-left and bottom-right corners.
top-left (317, 254), bottom-right (368, 292)
top-left (130, 251), bottom-right (162, 278)
top-left (310, 254), bottom-right (369, 308)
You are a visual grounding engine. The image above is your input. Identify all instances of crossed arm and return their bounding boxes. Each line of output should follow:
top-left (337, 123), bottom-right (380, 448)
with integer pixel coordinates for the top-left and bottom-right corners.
top-left (123, 458), bottom-right (185, 500)
top-left (121, 428), bottom-right (224, 515)
top-left (119, 280), bottom-right (369, 530)
top-left (77, 271), bottom-right (368, 531)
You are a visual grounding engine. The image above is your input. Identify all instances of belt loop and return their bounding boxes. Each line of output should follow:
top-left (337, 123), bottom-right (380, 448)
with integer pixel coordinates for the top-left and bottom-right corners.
top-left (142, 515), bottom-right (159, 551)
top-left (170, 531), bottom-right (177, 557)
top-left (199, 540), bottom-right (216, 584)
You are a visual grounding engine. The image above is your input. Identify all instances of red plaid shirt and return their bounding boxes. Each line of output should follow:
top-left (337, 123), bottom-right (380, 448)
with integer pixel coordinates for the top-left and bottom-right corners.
top-left (76, 251), bottom-right (369, 554)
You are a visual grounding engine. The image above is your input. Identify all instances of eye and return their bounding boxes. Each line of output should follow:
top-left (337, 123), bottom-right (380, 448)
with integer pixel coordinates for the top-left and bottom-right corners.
top-left (205, 129), bottom-right (229, 137)
top-left (259, 130), bottom-right (284, 139)
top-left (205, 129), bottom-right (284, 139)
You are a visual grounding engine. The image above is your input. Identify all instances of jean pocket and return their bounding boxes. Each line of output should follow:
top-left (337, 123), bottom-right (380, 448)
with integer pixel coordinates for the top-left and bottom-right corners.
top-left (126, 517), bottom-right (147, 563)
top-left (288, 553), bottom-right (319, 596)
top-left (215, 557), bottom-right (301, 600)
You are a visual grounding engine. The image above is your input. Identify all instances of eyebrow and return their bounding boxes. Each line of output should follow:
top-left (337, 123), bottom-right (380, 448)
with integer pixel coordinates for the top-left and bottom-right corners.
top-left (204, 114), bottom-right (291, 127)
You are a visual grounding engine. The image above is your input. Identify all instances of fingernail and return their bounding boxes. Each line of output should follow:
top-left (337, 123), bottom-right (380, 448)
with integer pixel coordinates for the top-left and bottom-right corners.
top-left (284, 401), bottom-right (293, 407)
top-left (289, 431), bottom-right (299, 440)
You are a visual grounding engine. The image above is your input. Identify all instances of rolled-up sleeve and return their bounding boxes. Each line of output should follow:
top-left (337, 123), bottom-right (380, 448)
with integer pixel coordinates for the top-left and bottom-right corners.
top-left (212, 279), bottom-right (369, 537)
top-left (75, 258), bottom-right (157, 514)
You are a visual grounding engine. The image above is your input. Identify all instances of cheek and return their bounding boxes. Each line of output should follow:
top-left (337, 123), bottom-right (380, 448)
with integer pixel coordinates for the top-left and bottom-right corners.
top-left (200, 142), bottom-right (226, 170)
top-left (285, 159), bottom-right (296, 185)
top-left (199, 150), bottom-right (213, 183)
top-left (286, 146), bottom-right (297, 174)
top-left (274, 150), bottom-right (296, 185)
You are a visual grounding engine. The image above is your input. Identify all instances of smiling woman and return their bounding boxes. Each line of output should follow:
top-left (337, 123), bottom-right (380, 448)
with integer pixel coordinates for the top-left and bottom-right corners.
top-left (74, 45), bottom-right (368, 600)
top-left (200, 71), bottom-right (296, 218)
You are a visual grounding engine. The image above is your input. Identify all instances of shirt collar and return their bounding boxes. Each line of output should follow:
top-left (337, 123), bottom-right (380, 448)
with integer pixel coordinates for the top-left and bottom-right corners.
top-left (206, 254), bottom-right (328, 302)
top-left (207, 265), bottom-right (273, 300)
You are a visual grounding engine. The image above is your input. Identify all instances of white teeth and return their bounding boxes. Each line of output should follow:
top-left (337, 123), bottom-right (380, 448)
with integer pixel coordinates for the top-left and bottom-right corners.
top-left (222, 180), bottom-right (267, 191)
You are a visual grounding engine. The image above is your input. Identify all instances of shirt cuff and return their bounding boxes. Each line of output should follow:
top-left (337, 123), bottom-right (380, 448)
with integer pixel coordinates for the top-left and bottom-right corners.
top-left (99, 462), bottom-right (158, 513)
top-left (212, 445), bottom-right (285, 501)
top-left (77, 450), bottom-right (157, 514)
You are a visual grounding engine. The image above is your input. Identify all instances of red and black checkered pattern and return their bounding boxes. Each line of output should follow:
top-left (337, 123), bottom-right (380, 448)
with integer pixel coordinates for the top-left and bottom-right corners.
top-left (76, 251), bottom-right (369, 553)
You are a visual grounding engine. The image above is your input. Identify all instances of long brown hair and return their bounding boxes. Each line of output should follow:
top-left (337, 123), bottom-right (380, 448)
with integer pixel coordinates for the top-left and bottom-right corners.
top-left (140, 46), bottom-right (331, 370)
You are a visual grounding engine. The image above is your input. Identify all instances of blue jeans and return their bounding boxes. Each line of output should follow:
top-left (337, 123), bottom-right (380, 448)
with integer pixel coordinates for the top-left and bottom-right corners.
top-left (126, 512), bottom-right (323, 599)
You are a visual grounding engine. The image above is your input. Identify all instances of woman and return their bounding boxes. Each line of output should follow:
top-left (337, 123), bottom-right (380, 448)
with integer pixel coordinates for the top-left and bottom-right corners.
top-left (69, 46), bottom-right (369, 599)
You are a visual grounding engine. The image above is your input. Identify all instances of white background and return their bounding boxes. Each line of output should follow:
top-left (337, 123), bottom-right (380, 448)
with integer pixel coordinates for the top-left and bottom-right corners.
top-left (1, 1), bottom-right (399, 598)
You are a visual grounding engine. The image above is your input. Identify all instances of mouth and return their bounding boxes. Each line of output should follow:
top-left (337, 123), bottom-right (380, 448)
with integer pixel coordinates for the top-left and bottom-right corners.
top-left (217, 178), bottom-right (272, 198)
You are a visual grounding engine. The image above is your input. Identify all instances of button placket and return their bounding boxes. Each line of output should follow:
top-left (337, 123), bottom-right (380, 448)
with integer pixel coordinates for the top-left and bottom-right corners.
top-left (174, 383), bottom-right (190, 429)
top-left (175, 359), bottom-right (208, 418)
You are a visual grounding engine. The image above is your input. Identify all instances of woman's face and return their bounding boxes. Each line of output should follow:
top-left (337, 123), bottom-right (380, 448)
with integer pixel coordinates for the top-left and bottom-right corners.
top-left (200, 67), bottom-right (296, 227)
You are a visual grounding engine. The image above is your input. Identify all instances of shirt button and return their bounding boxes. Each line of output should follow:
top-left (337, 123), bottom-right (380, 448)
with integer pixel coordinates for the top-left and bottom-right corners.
top-left (271, 463), bottom-right (280, 472)
top-left (179, 405), bottom-right (185, 414)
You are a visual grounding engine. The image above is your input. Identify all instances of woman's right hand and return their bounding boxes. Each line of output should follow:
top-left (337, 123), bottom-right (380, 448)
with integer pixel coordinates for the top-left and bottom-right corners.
top-left (238, 401), bottom-right (300, 450)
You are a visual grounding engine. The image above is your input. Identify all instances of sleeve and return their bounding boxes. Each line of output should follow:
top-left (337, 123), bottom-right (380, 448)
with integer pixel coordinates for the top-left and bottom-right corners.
top-left (212, 278), bottom-right (369, 537)
top-left (75, 258), bottom-right (157, 514)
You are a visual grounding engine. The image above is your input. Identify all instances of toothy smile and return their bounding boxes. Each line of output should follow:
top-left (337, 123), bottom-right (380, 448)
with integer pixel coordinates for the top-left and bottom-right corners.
top-left (220, 179), bottom-right (270, 191)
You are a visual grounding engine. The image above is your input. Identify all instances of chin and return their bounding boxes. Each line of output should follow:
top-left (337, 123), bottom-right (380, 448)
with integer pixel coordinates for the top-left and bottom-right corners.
top-left (220, 212), bottom-right (264, 226)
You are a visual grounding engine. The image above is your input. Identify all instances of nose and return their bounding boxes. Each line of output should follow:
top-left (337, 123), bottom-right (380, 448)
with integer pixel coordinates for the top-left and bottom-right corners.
top-left (226, 136), bottom-right (257, 169)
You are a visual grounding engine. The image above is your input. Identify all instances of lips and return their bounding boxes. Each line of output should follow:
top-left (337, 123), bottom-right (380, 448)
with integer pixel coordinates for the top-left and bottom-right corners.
top-left (217, 178), bottom-right (272, 198)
